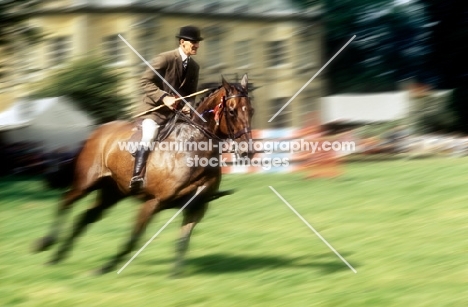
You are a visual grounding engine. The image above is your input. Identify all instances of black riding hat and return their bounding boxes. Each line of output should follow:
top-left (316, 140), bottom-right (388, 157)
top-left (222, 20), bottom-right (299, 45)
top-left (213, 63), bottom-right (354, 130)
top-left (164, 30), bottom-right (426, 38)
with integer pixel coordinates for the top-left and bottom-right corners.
top-left (176, 26), bottom-right (204, 41)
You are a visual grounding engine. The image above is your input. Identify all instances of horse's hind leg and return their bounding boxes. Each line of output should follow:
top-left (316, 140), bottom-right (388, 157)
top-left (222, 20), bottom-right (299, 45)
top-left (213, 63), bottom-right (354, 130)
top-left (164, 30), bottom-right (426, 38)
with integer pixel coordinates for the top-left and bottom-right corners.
top-left (33, 187), bottom-right (86, 253)
top-left (34, 145), bottom-right (105, 254)
top-left (48, 178), bottom-right (124, 265)
top-left (95, 198), bottom-right (161, 275)
top-left (172, 203), bottom-right (208, 278)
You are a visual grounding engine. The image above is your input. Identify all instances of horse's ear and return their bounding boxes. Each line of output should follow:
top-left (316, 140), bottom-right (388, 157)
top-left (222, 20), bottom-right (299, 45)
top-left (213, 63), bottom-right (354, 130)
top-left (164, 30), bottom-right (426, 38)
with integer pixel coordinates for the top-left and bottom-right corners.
top-left (221, 75), bottom-right (231, 93)
top-left (241, 74), bottom-right (248, 91)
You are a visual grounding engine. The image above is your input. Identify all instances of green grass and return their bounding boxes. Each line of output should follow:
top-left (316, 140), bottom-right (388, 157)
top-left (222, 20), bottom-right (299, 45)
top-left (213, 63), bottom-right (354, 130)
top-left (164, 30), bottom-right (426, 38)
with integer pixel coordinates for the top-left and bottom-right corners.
top-left (1, 158), bottom-right (468, 306)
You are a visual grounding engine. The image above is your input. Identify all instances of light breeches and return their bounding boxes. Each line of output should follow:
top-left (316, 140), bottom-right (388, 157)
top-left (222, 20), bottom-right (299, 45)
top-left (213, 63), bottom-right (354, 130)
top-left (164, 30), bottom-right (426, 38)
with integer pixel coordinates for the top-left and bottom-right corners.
top-left (141, 118), bottom-right (160, 145)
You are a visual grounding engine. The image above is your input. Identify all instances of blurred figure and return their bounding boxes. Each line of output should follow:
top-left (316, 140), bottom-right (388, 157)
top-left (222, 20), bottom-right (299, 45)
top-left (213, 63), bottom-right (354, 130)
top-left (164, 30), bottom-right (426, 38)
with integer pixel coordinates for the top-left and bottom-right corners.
top-left (383, 125), bottom-right (409, 154)
top-left (130, 25), bottom-right (203, 193)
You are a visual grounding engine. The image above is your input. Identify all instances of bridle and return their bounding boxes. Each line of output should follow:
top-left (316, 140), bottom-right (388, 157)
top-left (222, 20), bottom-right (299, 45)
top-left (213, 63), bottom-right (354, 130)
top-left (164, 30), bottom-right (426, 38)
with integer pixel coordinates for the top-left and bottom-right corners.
top-left (220, 93), bottom-right (252, 140)
top-left (172, 89), bottom-right (252, 142)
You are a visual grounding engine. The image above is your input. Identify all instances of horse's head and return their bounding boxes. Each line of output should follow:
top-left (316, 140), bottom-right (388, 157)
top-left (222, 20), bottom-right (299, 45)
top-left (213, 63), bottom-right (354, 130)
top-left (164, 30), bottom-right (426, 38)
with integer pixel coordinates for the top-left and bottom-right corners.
top-left (195, 74), bottom-right (255, 158)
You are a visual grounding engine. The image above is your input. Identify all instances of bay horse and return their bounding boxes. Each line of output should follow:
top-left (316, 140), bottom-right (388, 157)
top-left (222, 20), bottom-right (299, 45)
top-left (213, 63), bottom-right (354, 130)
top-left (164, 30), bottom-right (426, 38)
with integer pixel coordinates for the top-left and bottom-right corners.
top-left (33, 74), bottom-right (254, 276)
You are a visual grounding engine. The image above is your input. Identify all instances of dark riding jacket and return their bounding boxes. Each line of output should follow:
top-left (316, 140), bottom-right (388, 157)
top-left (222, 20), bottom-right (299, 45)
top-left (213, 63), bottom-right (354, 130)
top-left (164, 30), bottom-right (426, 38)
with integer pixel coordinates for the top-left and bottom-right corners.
top-left (136, 48), bottom-right (200, 124)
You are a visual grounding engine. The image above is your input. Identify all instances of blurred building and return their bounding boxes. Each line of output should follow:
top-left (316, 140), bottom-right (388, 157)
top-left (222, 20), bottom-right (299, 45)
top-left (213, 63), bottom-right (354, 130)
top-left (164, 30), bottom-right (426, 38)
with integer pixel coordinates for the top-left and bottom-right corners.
top-left (1, 0), bottom-right (323, 129)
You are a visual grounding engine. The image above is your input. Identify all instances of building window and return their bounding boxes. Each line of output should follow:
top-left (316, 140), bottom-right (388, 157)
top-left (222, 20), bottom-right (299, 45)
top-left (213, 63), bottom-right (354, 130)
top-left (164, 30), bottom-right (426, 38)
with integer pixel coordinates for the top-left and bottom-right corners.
top-left (270, 98), bottom-right (291, 128)
top-left (295, 26), bottom-right (317, 72)
top-left (25, 45), bottom-right (42, 82)
top-left (266, 40), bottom-right (287, 67)
top-left (204, 26), bottom-right (223, 69)
top-left (103, 34), bottom-right (124, 63)
top-left (49, 36), bottom-right (71, 66)
top-left (139, 30), bottom-right (155, 63)
top-left (205, 1), bottom-right (220, 13)
top-left (133, 18), bottom-right (159, 72)
top-left (234, 4), bottom-right (249, 14)
top-left (299, 90), bottom-right (320, 126)
top-left (206, 38), bottom-right (221, 68)
top-left (236, 40), bottom-right (251, 68)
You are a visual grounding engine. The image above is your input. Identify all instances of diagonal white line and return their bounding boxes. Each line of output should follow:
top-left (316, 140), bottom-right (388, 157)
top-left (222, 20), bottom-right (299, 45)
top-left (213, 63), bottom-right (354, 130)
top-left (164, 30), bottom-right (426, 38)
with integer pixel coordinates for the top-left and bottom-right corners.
top-left (118, 34), bottom-right (206, 122)
top-left (117, 185), bottom-right (206, 274)
top-left (268, 35), bottom-right (356, 122)
top-left (268, 186), bottom-right (357, 273)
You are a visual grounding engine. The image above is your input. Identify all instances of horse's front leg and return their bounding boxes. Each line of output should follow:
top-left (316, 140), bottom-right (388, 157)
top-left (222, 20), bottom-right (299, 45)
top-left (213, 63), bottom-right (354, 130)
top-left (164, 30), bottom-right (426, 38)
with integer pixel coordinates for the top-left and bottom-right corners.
top-left (95, 198), bottom-right (161, 275)
top-left (172, 202), bottom-right (208, 278)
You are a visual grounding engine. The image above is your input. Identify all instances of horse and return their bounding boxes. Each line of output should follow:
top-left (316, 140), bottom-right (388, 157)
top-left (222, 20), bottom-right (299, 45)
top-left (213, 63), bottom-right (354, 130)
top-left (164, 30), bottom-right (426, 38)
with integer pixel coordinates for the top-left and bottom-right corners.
top-left (33, 74), bottom-right (254, 276)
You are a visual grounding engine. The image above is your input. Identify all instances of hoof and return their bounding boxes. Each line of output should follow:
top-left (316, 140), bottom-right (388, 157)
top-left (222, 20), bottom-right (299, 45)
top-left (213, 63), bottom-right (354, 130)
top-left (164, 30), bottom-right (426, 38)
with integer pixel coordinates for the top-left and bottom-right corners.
top-left (32, 236), bottom-right (56, 253)
top-left (89, 268), bottom-right (106, 277)
top-left (93, 264), bottom-right (113, 276)
top-left (170, 274), bottom-right (182, 279)
top-left (45, 258), bottom-right (60, 266)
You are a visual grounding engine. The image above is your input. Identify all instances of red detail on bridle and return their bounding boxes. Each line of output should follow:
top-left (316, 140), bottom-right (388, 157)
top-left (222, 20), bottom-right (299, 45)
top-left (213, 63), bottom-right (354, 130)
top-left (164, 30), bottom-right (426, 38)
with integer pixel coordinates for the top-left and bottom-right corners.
top-left (209, 94), bottom-right (251, 139)
top-left (213, 99), bottom-right (224, 125)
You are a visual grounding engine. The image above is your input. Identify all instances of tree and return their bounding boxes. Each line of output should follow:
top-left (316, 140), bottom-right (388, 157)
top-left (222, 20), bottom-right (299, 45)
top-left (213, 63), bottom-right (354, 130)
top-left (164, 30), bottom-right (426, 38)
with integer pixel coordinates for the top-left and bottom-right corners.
top-left (293, 0), bottom-right (432, 94)
top-left (294, 0), bottom-right (467, 132)
top-left (32, 56), bottom-right (131, 124)
top-left (0, 1), bottom-right (39, 42)
top-left (0, 0), bottom-right (41, 79)
top-left (422, 0), bottom-right (468, 132)
top-left (411, 90), bottom-right (456, 133)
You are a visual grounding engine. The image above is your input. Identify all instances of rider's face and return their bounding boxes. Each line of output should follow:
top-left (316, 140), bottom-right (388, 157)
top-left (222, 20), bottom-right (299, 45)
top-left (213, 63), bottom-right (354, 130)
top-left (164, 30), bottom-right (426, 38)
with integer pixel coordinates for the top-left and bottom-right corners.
top-left (180, 39), bottom-right (200, 56)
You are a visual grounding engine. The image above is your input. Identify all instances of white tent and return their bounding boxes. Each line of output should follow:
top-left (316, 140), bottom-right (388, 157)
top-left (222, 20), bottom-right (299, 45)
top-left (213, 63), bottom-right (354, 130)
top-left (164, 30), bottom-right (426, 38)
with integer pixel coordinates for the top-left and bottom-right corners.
top-left (0, 97), bottom-right (95, 152)
top-left (320, 92), bottom-right (411, 124)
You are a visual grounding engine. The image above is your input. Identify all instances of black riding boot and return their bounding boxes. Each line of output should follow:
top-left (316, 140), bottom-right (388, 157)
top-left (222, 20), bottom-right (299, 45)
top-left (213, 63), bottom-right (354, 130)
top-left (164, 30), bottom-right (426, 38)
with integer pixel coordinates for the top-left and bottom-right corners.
top-left (129, 148), bottom-right (150, 193)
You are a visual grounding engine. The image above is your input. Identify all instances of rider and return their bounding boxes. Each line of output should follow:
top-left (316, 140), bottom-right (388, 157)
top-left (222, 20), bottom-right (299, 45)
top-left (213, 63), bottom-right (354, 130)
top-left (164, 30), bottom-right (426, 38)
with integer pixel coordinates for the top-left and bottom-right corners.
top-left (129, 25), bottom-right (203, 193)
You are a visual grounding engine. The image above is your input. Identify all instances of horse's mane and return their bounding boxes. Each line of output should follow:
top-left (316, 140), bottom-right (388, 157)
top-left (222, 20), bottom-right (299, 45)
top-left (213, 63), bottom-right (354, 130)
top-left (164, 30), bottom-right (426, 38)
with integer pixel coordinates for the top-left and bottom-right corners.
top-left (194, 86), bottom-right (222, 109)
top-left (194, 83), bottom-right (248, 110)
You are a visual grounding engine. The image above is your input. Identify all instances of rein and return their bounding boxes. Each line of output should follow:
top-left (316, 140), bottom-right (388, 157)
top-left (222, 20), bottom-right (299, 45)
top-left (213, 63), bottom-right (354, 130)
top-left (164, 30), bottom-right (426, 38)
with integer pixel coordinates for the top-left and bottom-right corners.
top-left (173, 109), bottom-right (223, 141)
top-left (165, 91), bottom-right (252, 144)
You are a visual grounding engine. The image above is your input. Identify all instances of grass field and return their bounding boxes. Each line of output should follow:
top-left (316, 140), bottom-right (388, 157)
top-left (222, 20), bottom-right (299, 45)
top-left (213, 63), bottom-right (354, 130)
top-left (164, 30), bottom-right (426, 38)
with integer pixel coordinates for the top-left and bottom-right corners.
top-left (1, 158), bottom-right (468, 306)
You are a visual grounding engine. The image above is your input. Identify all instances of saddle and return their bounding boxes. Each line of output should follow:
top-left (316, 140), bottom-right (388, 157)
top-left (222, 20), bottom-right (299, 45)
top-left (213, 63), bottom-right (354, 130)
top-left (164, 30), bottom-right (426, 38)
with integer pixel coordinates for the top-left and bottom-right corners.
top-left (126, 114), bottom-right (181, 156)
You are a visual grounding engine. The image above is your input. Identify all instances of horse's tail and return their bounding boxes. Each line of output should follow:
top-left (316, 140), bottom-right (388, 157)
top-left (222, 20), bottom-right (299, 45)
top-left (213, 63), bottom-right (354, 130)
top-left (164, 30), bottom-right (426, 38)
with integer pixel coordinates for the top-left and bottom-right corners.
top-left (44, 143), bottom-right (84, 190)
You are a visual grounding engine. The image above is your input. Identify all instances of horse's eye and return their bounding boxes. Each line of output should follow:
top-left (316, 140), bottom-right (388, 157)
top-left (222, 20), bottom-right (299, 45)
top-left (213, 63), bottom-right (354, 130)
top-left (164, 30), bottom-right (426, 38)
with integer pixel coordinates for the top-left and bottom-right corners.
top-left (242, 106), bottom-right (247, 112)
top-left (229, 109), bottom-right (236, 116)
